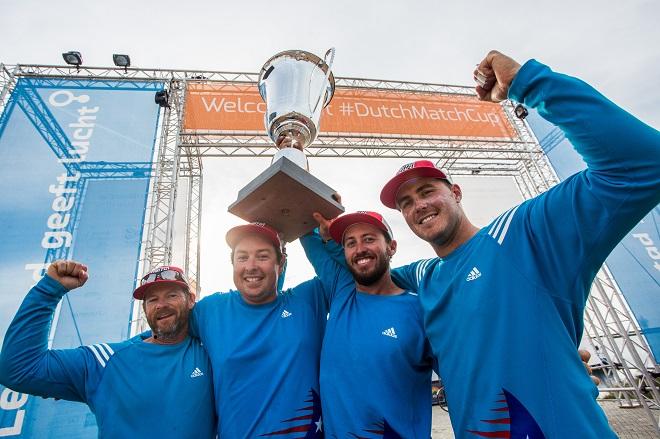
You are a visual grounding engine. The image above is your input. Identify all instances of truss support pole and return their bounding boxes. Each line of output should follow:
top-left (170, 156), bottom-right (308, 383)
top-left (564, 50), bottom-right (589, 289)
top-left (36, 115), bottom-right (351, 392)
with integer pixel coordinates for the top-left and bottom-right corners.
top-left (143, 80), bottom-right (184, 271)
top-left (131, 79), bottom-right (184, 334)
top-left (184, 174), bottom-right (203, 295)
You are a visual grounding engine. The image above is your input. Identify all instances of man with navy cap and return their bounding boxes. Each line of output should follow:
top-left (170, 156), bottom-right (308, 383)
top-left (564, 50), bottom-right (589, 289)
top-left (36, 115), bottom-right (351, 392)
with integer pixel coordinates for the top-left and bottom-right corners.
top-left (300, 211), bottom-right (434, 438)
top-left (0, 260), bottom-right (216, 438)
top-left (189, 222), bottom-right (326, 438)
top-left (378, 50), bottom-right (660, 437)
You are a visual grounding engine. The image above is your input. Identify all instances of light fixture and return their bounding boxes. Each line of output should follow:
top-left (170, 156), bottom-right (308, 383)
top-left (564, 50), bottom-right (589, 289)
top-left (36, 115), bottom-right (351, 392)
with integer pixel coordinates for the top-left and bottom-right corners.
top-left (155, 90), bottom-right (170, 108)
top-left (113, 54), bottom-right (131, 72)
top-left (62, 51), bottom-right (83, 71)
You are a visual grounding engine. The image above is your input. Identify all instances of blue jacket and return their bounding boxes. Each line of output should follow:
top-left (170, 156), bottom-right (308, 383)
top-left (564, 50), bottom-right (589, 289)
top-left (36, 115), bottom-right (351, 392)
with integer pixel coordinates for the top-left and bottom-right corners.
top-left (301, 232), bottom-right (434, 438)
top-left (190, 280), bottom-right (327, 437)
top-left (392, 60), bottom-right (660, 438)
top-left (0, 275), bottom-right (216, 438)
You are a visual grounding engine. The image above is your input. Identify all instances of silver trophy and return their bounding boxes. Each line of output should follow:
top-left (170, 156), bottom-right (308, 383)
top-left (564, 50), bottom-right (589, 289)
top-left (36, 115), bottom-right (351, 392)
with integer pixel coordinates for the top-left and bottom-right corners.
top-left (229, 49), bottom-right (344, 242)
top-left (259, 49), bottom-right (335, 170)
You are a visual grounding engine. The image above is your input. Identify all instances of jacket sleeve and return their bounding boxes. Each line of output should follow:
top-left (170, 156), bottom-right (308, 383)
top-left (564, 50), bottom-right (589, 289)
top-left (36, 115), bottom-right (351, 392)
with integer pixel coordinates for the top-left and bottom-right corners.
top-left (0, 275), bottom-right (94, 402)
top-left (503, 60), bottom-right (660, 304)
top-left (190, 293), bottom-right (217, 340)
top-left (299, 231), bottom-right (355, 304)
top-left (390, 259), bottom-right (436, 292)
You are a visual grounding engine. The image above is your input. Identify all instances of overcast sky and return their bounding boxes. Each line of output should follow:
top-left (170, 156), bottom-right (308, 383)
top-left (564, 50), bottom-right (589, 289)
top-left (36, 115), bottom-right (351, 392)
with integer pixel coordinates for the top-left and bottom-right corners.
top-left (2, 0), bottom-right (658, 293)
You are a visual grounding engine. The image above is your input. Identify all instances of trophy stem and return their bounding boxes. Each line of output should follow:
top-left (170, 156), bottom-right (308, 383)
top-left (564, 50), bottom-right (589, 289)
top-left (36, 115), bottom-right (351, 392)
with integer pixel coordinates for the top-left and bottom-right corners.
top-left (272, 147), bottom-right (309, 171)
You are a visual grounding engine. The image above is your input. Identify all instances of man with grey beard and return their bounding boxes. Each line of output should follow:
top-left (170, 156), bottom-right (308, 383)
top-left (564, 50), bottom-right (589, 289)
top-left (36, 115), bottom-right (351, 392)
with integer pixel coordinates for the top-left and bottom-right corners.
top-left (0, 261), bottom-right (216, 438)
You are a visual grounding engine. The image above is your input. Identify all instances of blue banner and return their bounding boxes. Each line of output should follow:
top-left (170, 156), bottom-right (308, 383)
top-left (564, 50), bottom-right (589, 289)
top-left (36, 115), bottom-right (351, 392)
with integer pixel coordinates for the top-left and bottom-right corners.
top-left (0, 78), bottom-right (162, 437)
top-left (527, 110), bottom-right (660, 362)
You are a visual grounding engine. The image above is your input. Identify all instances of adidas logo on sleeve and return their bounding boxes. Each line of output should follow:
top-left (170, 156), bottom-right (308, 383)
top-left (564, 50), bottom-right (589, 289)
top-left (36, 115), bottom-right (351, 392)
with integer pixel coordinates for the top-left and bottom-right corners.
top-left (190, 367), bottom-right (204, 378)
top-left (281, 309), bottom-right (292, 318)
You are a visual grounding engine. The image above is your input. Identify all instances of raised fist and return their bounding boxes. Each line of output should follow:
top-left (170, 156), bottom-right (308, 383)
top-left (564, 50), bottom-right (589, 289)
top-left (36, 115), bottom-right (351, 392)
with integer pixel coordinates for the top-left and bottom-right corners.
top-left (474, 50), bottom-right (521, 103)
top-left (47, 260), bottom-right (89, 291)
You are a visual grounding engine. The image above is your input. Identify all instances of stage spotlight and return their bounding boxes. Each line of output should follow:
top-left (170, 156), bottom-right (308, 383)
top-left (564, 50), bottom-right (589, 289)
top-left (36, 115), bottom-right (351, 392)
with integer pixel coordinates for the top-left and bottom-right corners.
top-left (62, 51), bottom-right (83, 70)
top-left (113, 54), bottom-right (131, 72)
top-left (155, 90), bottom-right (170, 108)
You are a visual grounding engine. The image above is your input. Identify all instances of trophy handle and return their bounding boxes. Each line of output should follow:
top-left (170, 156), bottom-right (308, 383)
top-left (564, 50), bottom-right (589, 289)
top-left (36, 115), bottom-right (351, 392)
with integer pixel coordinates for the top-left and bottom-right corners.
top-left (310, 47), bottom-right (335, 115)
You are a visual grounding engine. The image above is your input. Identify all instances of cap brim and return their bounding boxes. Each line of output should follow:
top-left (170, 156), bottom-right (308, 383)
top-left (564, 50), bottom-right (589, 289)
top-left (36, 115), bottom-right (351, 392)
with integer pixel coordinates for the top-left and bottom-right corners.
top-left (380, 167), bottom-right (449, 209)
top-left (133, 280), bottom-right (189, 300)
top-left (329, 212), bottom-right (390, 244)
top-left (226, 224), bottom-right (281, 250)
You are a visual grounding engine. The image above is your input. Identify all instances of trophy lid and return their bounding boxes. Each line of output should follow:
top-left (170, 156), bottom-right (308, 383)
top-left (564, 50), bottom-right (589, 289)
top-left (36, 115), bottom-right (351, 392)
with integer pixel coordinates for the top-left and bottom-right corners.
top-left (258, 49), bottom-right (336, 108)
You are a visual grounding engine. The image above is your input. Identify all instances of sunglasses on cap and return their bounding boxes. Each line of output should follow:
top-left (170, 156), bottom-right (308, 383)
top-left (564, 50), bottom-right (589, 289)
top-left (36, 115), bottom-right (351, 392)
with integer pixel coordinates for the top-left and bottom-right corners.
top-left (140, 269), bottom-right (188, 285)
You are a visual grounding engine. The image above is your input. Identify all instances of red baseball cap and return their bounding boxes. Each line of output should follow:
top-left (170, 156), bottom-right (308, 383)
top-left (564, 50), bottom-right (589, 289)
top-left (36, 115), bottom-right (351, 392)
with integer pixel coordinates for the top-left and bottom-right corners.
top-left (226, 222), bottom-right (283, 251)
top-left (329, 211), bottom-right (393, 244)
top-left (380, 160), bottom-right (452, 209)
top-left (133, 266), bottom-right (190, 300)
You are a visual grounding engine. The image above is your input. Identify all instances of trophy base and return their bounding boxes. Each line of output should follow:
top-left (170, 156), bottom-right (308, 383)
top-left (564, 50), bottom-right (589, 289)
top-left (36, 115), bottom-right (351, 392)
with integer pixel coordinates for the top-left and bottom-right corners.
top-left (228, 157), bottom-right (345, 242)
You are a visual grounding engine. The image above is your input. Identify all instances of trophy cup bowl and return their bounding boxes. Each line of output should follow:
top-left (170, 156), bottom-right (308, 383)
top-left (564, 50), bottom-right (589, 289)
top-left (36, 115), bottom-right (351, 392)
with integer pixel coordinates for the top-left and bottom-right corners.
top-left (259, 49), bottom-right (335, 155)
top-left (228, 49), bottom-right (344, 242)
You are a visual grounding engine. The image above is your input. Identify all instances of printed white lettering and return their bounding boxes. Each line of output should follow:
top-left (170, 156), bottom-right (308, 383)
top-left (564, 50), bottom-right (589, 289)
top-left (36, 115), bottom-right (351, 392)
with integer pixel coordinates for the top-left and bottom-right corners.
top-left (200, 96), bottom-right (267, 114)
top-left (52, 196), bottom-right (75, 212)
top-left (48, 90), bottom-right (90, 107)
top-left (41, 231), bottom-right (73, 249)
top-left (632, 233), bottom-right (660, 271)
top-left (333, 101), bottom-right (501, 127)
top-left (0, 390), bottom-right (27, 411)
top-left (0, 410), bottom-right (24, 436)
top-left (24, 263), bottom-right (49, 281)
top-left (46, 213), bottom-right (71, 229)
top-left (0, 388), bottom-right (28, 436)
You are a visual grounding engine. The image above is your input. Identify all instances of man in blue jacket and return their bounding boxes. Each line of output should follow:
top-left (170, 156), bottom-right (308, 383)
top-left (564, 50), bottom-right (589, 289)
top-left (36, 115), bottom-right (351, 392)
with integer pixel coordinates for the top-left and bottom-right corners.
top-left (300, 211), bottom-right (434, 438)
top-left (0, 261), bottom-right (216, 438)
top-left (189, 222), bottom-right (326, 437)
top-left (381, 50), bottom-right (660, 437)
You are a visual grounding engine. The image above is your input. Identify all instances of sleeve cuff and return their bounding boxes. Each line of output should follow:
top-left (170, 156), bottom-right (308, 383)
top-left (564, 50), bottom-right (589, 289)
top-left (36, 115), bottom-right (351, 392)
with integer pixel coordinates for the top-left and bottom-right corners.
top-left (38, 275), bottom-right (70, 298)
top-left (508, 59), bottom-right (544, 103)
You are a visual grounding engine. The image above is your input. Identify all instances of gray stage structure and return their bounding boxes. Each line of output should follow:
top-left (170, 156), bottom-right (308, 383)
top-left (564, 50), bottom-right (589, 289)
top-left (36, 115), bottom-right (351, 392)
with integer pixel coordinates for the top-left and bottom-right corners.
top-left (0, 62), bottom-right (657, 432)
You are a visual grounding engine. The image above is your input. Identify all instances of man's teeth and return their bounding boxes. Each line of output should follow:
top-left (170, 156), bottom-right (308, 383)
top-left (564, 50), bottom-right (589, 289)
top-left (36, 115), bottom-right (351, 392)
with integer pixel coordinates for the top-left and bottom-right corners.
top-left (356, 258), bottom-right (371, 265)
top-left (421, 214), bottom-right (437, 224)
top-left (246, 277), bottom-right (262, 282)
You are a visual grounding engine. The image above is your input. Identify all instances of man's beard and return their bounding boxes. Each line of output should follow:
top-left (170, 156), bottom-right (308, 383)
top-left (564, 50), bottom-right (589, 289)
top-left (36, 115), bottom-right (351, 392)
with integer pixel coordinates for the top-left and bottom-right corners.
top-left (348, 252), bottom-right (390, 286)
top-left (149, 310), bottom-right (188, 342)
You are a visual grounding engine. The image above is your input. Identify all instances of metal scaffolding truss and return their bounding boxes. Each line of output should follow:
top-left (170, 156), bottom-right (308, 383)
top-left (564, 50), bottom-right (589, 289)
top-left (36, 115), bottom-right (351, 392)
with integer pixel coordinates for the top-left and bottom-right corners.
top-left (0, 64), bottom-right (17, 125)
top-left (178, 77), bottom-right (204, 295)
top-left (584, 267), bottom-right (660, 427)
top-left (183, 174), bottom-right (203, 294)
top-left (141, 80), bottom-right (184, 276)
top-left (9, 63), bottom-right (483, 95)
top-left (2, 64), bottom-right (658, 430)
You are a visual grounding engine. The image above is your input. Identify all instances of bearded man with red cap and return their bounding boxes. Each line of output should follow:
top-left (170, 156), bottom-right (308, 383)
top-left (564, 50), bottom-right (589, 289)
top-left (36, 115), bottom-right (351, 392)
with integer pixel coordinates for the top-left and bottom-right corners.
top-left (299, 210), bottom-right (434, 438)
top-left (0, 261), bottom-right (215, 438)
